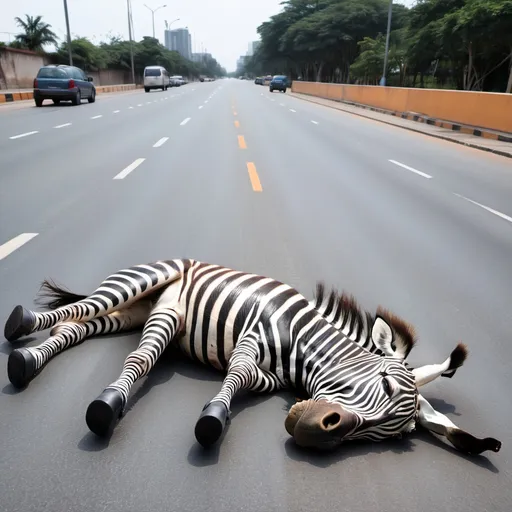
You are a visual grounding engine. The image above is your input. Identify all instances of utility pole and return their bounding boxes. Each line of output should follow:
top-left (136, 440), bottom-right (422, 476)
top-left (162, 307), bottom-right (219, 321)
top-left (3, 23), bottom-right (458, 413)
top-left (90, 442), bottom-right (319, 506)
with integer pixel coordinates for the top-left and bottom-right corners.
top-left (380, 0), bottom-right (393, 87)
top-left (127, 0), bottom-right (136, 85)
top-left (63, 0), bottom-right (73, 65)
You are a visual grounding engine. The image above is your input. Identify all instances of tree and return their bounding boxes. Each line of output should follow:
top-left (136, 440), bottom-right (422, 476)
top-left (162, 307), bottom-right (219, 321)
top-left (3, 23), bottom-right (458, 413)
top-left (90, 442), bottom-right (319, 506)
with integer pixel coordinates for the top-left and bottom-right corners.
top-left (13, 14), bottom-right (58, 51)
top-left (245, 0), bottom-right (512, 92)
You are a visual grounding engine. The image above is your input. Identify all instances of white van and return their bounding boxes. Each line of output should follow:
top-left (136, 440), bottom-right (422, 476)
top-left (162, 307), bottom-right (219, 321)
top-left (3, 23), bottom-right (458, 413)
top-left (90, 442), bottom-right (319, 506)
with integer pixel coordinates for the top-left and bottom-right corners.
top-left (143, 66), bottom-right (169, 92)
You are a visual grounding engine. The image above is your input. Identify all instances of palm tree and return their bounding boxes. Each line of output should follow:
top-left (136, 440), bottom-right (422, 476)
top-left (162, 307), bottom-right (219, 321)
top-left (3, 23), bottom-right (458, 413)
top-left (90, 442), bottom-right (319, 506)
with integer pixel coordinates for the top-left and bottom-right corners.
top-left (14, 14), bottom-right (58, 51)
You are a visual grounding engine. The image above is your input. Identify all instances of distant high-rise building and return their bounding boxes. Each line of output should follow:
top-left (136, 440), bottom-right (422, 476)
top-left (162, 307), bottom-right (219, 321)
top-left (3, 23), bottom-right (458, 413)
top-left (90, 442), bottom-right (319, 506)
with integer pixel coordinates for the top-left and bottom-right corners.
top-left (192, 52), bottom-right (212, 63)
top-left (164, 27), bottom-right (192, 60)
top-left (247, 41), bottom-right (261, 57)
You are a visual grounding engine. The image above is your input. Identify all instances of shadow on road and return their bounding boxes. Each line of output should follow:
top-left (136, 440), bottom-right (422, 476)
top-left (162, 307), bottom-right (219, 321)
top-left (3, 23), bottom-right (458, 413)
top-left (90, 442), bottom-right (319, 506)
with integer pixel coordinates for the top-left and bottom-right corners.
top-left (283, 420), bottom-right (499, 473)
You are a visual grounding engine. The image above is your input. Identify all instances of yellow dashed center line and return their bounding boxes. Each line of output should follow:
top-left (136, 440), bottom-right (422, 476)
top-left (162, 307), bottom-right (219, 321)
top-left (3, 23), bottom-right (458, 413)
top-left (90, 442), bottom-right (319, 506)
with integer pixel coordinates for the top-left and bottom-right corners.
top-left (234, 120), bottom-right (240, 128)
top-left (247, 162), bottom-right (262, 192)
top-left (238, 135), bottom-right (247, 149)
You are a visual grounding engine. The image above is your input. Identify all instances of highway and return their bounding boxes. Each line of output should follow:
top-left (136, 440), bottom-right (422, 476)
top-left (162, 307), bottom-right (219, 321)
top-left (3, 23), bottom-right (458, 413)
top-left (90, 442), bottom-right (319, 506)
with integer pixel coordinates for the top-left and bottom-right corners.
top-left (0, 79), bottom-right (510, 512)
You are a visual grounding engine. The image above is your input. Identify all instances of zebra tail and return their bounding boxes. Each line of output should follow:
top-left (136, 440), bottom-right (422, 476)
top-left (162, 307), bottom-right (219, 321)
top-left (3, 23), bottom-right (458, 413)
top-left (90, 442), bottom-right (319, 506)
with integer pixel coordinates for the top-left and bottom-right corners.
top-left (34, 279), bottom-right (89, 310)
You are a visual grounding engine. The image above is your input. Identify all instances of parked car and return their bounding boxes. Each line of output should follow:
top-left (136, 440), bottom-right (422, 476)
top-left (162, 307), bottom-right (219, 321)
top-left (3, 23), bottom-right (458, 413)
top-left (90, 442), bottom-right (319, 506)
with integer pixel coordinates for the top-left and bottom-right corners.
top-left (254, 77), bottom-right (263, 85)
top-left (33, 65), bottom-right (96, 107)
top-left (144, 65), bottom-right (169, 92)
top-left (169, 75), bottom-right (182, 87)
top-left (269, 75), bottom-right (288, 93)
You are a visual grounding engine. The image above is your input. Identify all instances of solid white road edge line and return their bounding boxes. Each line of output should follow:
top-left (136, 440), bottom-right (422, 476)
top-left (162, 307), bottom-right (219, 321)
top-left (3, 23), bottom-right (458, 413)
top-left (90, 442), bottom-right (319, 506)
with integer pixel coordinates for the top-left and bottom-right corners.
top-left (389, 159), bottom-right (432, 179)
top-left (453, 193), bottom-right (512, 224)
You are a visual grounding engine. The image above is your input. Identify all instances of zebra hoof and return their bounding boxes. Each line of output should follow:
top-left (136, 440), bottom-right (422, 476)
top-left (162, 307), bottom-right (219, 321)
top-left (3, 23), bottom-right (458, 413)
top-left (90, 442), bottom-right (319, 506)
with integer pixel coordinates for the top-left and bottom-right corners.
top-left (7, 348), bottom-right (37, 389)
top-left (4, 305), bottom-right (36, 342)
top-left (194, 401), bottom-right (229, 447)
top-left (85, 388), bottom-right (124, 437)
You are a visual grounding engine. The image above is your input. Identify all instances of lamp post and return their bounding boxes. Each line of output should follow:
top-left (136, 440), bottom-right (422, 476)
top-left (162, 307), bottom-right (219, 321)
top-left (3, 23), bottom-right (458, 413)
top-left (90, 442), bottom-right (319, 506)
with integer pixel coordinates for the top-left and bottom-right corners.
top-left (380, 0), bottom-right (393, 87)
top-left (63, 0), bottom-right (73, 65)
top-left (126, 0), bottom-right (136, 85)
top-left (144, 3), bottom-right (167, 39)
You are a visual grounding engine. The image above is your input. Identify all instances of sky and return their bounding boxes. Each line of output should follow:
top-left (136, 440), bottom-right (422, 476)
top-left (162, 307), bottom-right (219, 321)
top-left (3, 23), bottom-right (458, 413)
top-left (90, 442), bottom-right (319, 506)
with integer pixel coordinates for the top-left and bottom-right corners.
top-left (1, 0), bottom-right (416, 72)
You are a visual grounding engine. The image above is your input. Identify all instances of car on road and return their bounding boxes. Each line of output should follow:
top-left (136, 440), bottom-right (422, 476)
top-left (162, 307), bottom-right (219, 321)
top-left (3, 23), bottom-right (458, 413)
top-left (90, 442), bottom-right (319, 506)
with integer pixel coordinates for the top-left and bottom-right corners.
top-left (169, 75), bottom-right (182, 87)
top-left (254, 77), bottom-right (263, 85)
top-left (269, 75), bottom-right (288, 93)
top-left (144, 66), bottom-right (169, 92)
top-left (33, 65), bottom-right (96, 107)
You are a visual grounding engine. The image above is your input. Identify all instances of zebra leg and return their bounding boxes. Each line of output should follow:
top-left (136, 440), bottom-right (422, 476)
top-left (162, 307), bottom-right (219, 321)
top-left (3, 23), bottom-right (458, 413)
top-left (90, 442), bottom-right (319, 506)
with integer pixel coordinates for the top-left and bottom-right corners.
top-left (194, 332), bottom-right (281, 448)
top-left (3, 261), bottom-right (180, 342)
top-left (85, 306), bottom-right (183, 437)
top-left (6, 300), bottom-right (152, 389)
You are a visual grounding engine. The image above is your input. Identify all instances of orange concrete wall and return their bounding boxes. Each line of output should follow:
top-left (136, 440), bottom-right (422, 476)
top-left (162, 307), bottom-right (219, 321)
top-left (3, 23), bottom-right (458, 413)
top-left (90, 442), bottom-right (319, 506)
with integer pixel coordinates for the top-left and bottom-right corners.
top-left (291, 81), bottom-right (512, 134)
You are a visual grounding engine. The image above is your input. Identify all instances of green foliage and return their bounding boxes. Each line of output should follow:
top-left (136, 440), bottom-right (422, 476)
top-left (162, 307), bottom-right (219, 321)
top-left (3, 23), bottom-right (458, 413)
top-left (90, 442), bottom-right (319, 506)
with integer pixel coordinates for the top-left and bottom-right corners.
top-left (8, 13), bottom-right (226, 80)
top-left (243, 0), bottom-right (512, 92)
top-left (13, 14), bottom-right (58, 51)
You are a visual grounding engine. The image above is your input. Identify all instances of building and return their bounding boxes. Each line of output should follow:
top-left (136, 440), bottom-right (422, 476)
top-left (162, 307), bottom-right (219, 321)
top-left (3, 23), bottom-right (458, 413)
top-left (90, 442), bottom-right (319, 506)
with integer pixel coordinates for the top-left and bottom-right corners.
top-left (164, 27), bottom-right (192, 60)
top-left (192, 52), bottom-right (212, 63)
top-left (247, 41), bottom-right (260, 57)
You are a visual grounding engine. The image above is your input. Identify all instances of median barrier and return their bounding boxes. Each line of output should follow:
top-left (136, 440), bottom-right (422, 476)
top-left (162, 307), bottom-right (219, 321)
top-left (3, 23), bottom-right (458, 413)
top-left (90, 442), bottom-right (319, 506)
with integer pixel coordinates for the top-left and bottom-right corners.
top-left (0, 84), bottom-right (138, 104)
top-left (291, 81), bottom-right (512, 136)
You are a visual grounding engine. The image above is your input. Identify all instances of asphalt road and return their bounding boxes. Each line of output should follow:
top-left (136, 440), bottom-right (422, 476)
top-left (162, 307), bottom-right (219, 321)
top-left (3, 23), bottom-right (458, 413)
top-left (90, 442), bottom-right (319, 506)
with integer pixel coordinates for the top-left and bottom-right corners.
top-left (1, 79), bottom-right (511, 512)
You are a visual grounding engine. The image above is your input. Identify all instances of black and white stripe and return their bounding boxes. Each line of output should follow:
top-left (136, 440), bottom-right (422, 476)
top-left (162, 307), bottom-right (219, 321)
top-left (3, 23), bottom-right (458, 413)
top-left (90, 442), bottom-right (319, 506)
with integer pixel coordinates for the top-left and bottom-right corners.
top-left (5, 258), bottom-right (419, 443)
top-left (29, 260), bottom-right (184, 332)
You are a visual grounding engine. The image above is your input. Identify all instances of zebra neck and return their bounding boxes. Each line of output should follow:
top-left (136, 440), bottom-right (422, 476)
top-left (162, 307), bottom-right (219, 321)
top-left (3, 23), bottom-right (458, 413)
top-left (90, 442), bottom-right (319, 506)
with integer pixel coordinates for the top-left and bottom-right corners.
top-left (292, 316), bottom-right (375, 396)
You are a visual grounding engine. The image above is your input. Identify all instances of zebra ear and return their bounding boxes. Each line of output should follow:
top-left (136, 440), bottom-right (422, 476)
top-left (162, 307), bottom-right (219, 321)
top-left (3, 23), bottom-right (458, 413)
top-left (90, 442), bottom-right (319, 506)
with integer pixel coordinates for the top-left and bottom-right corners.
top-left (371, 316), bottom-right (395, 356)
top-left (416, 394), bottom-right (501, 456)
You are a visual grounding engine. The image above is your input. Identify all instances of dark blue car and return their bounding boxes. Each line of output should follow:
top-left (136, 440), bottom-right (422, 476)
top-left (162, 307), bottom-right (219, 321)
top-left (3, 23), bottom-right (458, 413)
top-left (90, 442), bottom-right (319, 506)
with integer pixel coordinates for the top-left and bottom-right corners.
top-left (33, 65), bottom-right (96, 107)
top-left (269, 75), bottom-right (288, 93)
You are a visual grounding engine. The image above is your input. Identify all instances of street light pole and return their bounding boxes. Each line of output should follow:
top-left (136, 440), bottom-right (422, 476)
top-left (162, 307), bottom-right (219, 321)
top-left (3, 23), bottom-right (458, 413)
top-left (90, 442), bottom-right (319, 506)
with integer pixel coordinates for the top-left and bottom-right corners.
top-left (63, 0), bottom-right (73, 65)
top-left (144, 4), bottom-right (167, 39)
top-left (127, 0), bottom-right (136, 85)
top-left (380, 0), bottom-right (393, 86)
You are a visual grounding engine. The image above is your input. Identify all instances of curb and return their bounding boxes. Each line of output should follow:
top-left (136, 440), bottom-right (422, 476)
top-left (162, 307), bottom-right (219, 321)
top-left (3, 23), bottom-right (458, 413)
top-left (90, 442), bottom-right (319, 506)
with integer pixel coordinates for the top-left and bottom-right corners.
top-left (290, 92), bottom-right (512, 159)
top-left (0, 84), bottom-right (138, 104)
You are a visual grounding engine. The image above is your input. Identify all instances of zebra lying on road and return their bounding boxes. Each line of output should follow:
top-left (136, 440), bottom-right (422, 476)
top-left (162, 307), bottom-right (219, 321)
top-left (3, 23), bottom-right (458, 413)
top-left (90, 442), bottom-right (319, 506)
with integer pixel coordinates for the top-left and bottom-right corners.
top-left (3, 259), bottom-right (501, 456)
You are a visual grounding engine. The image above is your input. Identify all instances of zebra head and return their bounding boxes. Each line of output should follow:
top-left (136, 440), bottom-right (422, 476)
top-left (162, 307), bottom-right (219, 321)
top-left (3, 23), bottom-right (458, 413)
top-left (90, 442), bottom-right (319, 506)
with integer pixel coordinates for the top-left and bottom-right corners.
top-left (286, 288), bottom-right (502, 456)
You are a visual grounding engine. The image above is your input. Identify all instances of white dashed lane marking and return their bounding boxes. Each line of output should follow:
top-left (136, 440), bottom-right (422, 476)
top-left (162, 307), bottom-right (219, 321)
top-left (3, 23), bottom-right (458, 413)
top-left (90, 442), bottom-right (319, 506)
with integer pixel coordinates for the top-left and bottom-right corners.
top-left (180, 117), bottom-right (191, 126)
top-left (153, 137), bottom-right (169, 148)
top-left (9, 131), bottom-right (39, 140)
top-left (311, 120), bottom-right (319, 125)
top-left (91, 115), bottom-right (102, 119)
top-left (0, 233), bottom-right (38, 261)
top-left (113, 158), bottom-right (145, 180)
top-left (54, 123), bottom-right (71, 129)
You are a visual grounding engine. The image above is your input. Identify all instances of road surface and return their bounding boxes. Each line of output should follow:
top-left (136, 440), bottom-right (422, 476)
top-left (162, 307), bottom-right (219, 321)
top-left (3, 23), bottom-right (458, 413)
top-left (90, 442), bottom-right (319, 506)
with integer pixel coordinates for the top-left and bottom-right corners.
top-left (0, 79), bottom-right (510, 512)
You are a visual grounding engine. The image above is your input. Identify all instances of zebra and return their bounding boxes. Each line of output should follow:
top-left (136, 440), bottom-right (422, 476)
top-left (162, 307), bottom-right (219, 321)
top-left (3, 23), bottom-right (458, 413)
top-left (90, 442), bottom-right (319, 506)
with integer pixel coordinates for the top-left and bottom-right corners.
top-left (3, 258), bottom-right (501, 456)
top-left (310, 283), bottom-right (467, 382)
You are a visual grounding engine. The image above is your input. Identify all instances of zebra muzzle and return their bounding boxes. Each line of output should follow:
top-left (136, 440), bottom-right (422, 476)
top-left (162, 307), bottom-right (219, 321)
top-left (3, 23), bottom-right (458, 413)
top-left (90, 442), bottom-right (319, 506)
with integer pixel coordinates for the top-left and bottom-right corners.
top-left (285, 399), bottom-right (357, 450)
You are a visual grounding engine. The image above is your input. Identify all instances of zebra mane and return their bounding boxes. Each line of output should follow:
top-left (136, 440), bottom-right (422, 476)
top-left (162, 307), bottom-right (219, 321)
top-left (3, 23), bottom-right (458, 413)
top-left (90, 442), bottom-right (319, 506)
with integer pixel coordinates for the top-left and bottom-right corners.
top-left (312, 282), bottom-right (417, 359)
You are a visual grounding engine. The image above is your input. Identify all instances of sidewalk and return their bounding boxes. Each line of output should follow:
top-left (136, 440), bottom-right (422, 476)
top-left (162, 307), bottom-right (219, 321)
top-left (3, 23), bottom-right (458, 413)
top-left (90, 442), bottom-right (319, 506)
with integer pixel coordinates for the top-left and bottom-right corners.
top-left (289, 92), bottom-right (512, 159)
top-left (0, 84), bottom-right (139, 104)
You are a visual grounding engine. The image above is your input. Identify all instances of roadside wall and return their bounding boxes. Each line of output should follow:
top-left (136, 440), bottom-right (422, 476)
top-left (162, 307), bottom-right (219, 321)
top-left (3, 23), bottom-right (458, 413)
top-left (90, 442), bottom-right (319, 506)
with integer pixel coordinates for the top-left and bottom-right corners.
top-left (0, 47), bottom-right (134, 89)
top-left (0, 47), bottom-right (48, 89)
top-left (291, 81), bottom-right (512, 134)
